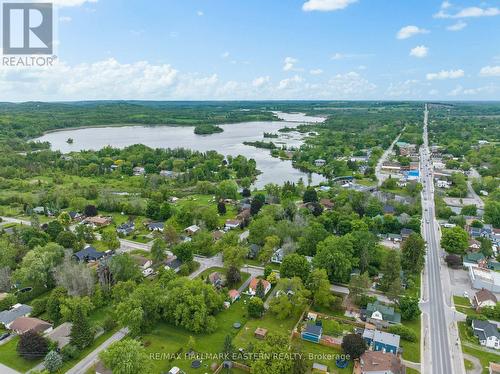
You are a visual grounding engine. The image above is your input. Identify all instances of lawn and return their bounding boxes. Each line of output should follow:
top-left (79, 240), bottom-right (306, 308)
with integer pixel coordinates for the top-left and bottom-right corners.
top-left (143, 298), bottom-right (248, 373)
top-left (406, 368), bottom-right (420, 374)
top-left (294, 338), bottom-right (353, 374)
top-left (464, 358), bottom-right (474, 370)
top-left (197, 267), bottom-right (251, 291)
top-left (233, 303), bottom-right (303, 348)
top-left (0, 336), bottom-right (42, 372)
top-left (400, 318), bottom-right (421, 363)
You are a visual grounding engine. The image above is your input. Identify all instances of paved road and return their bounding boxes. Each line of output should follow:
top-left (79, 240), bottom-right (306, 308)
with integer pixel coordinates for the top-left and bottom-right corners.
top-left (466, 167), bottom-right (484, 210)
top-left (66, 327), bottom-right (129, 374)
top-left (375, 127), bottom-right (405, 186)
top-left (0, 364), bottom-right (20, 374)
top-left (420, 104), bottom-right (465, 374)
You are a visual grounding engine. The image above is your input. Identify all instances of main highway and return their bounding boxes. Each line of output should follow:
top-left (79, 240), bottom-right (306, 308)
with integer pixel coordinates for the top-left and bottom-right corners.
top-left (420, 104), bottom-right (465, 374)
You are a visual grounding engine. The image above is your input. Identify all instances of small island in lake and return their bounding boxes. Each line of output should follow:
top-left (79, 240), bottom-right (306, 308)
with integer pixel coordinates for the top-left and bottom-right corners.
top-left (194, 124), bottom-right (224, 135)
top-left (66, 138), bottom-right (74, 144)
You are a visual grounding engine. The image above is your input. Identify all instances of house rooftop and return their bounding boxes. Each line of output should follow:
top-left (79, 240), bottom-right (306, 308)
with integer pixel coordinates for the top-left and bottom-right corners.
top-left (475, 288), bottom-right (497, 304)
top-left (10, 317), bottom-right (52, 334)
top-left (366, 301), bottom-right (401, 323)
top-left (73, 246), bottom-right (104, 262)
top-left (0, 304), bottom-right (33, 326)
top-left (303, 323), bottom-right (322, 336)
top-left (360, 350), bottom-right (404, 373)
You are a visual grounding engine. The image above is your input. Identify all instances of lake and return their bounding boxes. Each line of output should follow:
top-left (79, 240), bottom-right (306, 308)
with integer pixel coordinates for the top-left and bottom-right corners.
top-left (36, 112), bottom-right (327, 188)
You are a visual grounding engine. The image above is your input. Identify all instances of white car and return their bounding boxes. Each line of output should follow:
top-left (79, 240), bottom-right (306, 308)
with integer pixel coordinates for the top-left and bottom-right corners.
top-left (463, 291), bottom-right (469, 298)
top-left (142, 267), bottom-right (154, 277)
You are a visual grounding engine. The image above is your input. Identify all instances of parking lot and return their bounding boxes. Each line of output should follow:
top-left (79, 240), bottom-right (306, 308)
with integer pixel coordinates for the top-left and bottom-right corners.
top-left (448, 267), bottom-right (475, 298)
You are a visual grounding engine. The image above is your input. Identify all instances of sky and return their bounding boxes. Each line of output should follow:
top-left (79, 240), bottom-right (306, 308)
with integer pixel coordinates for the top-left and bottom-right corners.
top-left (1, 0), bottom-right (500, 101)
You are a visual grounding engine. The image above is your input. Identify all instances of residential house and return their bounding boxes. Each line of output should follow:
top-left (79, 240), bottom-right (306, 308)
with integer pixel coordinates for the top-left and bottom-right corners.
top-left (147, 222), bottom-right (164, 232)
top-left (468, 239), bottom-right (482, 252)
top-left (85, 216), bottom-right (112, 227)
top-left (9, 317), bottom-right (52, 335)
top-left (184, 224), bottom-right (200, 236)
top-left (68, 211), bottom-right (83, 221)
top-left (32, 206), bottom-right (45, 215)
top-left (0, 304), bottom-right (33, 328)
top-left (208, 272), bottom-right (223, 287)
top-left (387, 234), bottom-right (402, 243)
top-left (228, 289), bottom-right (240, 303)
top-left (247, 244), bottom-right (261, 260)
top-left (159, 170), bottom-right (180, 178)
top-left (362, 328), bottom-right (400, 354)
top-left (490, 362), bottom-right (500, 374)
top-left (116, 221), bottom-right (135, 236)
top-left (473, 288), bottom-right (497, 311)
top-left (364, 301), bottom-right (401, 328)
top-left (383, 205), bottom-right (396, 215)
top-left (132, 255), bottom-right (152, 270)
top-left (164, 256), bottom-right (182, 273)
top-left (212, 230), bottom-right (225, 241)
top-left (488, 261), bottom-right (500, 272)
top-left (319, 198), bottom-right (334, 210)
top-left (400, 228), bottom-right (414, 240)
top-left (271, 248), bottom-right (285, 264)
top-left (224, 219), bottom-right (241, 230)
top-left (73, 246), bottom-right (104, 262)
top-left (360, 350), bottom-right (405, 374)
top-left (133, 166), bottom-right (145, 176)
top-left (314, 159), bottom-right (326, 167)
top-left (472, 320), bottom-right (500, 350)
top-left (248, 278), bottom-right (271, 296)
top-left (45, 322), bottom-right (72, 348)
top-left (239, 230), bottom-right (250, 243)
top-left (463, 252), bottom-right (487, 268)
top-left (436, 180), bottom-right (451, 189)
top-left (237, 209), bottom-right (251, 222)
top-left (469, 267), bottom-right (500, 293)
top-left (301, 323), bottom-right (323, 343)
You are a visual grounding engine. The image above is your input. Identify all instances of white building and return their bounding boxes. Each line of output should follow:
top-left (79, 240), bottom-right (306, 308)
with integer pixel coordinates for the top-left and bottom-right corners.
top-left (469, 267), bottom-right (500, 293)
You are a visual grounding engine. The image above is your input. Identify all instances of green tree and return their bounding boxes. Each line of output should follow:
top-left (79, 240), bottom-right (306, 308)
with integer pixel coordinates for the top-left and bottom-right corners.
top-left (17, 330), bottom-right (48, 360)
top-left (216, 180), bottom-right (238, 200)
top-left (341, 333), bottom-right (366, 360)
top-left (280, 254), bottom-right (311, 281)
top-left (348, 272), bottom-right (372, 303)
top-left (307, 268), bottom-right (333, 307)
top-left (297, 221), bottom-right (328, 256)
top-left (258, 235), bottom-right (280, 263)
top-left (70, 304), bottom-right (94, 349)
top-left (441, 226), bottom-right (468, 254)
top-left (109, 254), bottom-right (142, 282)
top-left (46, 220), bottom-right (64, 241)
top-left (255, 280), bottom-right (266, 299)
top-left (102, 230), bottom-right (120, 250)
top-left (303, 187), bottom-right (318, 203)
top-left (313, 235), bottom-right (356, 282)
top-left (484, 200), bottom-right (500, 228)
top-left (100, 338), bottom-right (153, 374)
top-left (172, 242), bottom-right (193, 263)
top-left (460, 205), bottom-right (477, 216)
top-left (247, 297), bottom-right (265, 318)
top-left (401, 232), bottom-right (426, 273)
top-left (399, 296), bottom-right (421, 321)
top-left (151, 238), bottom-right (167, 264)
top-left (44, 350), bottom-right (63, 373)
top-left (56, 231), bottom-right (78, 249)
top-left (58, 212), bottom-right (72, 228)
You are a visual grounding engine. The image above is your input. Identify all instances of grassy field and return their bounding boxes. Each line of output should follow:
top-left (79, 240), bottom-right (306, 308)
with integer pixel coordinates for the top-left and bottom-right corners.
top-left (0, 336), bottom-right (42, 372)
top-left (400, 318), bottom-right (421, 363)
top-left (406, 368), bottom-right (420, 374)
top-left (233, 304), bottom-right (302, 348)
top-left (143, 298), bottom-right (248, 373)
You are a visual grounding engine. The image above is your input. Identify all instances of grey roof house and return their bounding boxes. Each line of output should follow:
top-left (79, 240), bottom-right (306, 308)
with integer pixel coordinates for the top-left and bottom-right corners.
top-left (0, 304), bottom-right (33, 328)
top-left (73, 246), bottom-right (104, 262)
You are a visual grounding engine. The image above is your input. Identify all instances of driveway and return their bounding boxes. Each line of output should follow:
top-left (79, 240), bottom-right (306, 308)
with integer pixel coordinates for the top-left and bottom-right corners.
top-left (65, 328), bottom-right (129, 374)
top-left (0, 364), bottom-right (20, 374)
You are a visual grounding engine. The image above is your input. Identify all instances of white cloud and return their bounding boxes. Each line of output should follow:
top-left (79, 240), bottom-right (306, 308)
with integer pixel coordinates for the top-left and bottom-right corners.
top-left (447, 85), bottom-right (496, 96)
top-left (252, 76), bottom-right (270, 88)
top-left (278, 75), bottom-right (303, 90)
top-left (197, 10), bottom-right (204, 16)
top-left (397, 25), bottom-right (430, 40)
top-left (283, 57), bottom-right (298, 72)
top-left (331, 52), bottom-right (373, 60)
top-left (53, 0), bottom-right (97, 7)
top-left (386, 79), bottom-right (421, 97)
top-left (410, 45), bottom-right (428, 58)
top-left (221, 51), bottom-right (230, 59)
top-left (59, 16), bottom-right (72, 23)
top-left (429, 89), bottom-right (439, 96)
top-left (426, 69), bottom-right (464, 80)
top-left (479, 66), bottom-right (500, 77)
top-left (310, 69), bottom-right (323, 75)
top-left (441, 1), bottom-right (451, 10)
top-left (302, 0), bottom-right (357, 12)
top-left (435, 6), bottom-right (500, 18)
top-left (327, 71), bottom-right (376, 97)
top-left (447, 20), bottom-right (467, 31)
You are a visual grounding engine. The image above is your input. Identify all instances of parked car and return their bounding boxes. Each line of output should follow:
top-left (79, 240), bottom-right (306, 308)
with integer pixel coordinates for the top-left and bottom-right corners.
top-left (0, 333), bottom-right (11, 341)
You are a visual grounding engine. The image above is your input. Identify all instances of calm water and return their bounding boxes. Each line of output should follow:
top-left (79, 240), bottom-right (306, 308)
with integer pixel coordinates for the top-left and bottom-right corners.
top-left (36, 112), bottom-right (327, 188)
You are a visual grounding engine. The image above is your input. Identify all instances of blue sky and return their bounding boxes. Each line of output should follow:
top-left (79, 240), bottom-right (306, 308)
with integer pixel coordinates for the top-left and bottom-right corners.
top-left (2, 0), bottom-right (500, 100)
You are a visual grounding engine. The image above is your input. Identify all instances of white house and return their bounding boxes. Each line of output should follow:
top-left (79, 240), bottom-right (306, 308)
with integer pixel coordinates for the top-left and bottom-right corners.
top-left (472, 320), bottom-right (500, 350)
top-left (473, 289), bottom-right (498, 310)
top-left (224, 219), bottom-right (241, 231)
top-left (248, 278), bottom-right (271, 296)
top-left (271, 248), bottom-right (285, 264)
top-left (314, 159), bottom-right (326, 167)
top-left (436, 180), bottom-right (451, 189)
